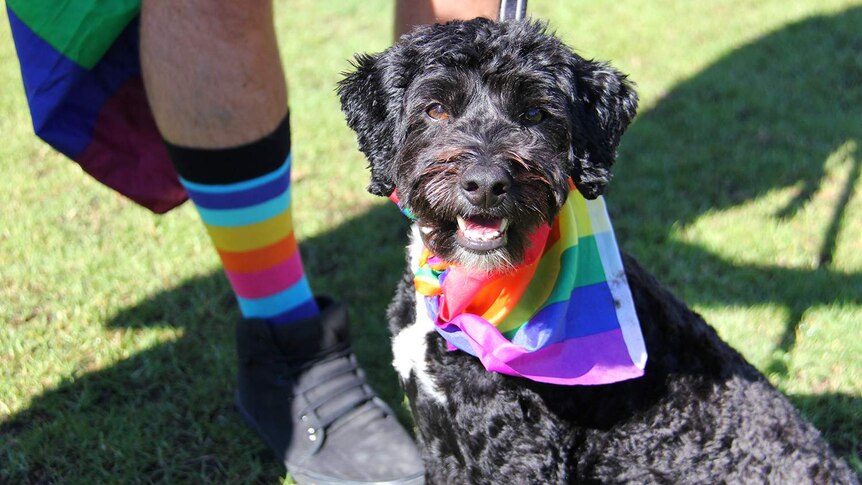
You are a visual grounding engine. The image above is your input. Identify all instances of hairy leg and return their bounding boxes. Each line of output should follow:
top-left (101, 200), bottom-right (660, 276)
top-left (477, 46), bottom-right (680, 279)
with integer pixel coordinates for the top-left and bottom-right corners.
top-left (141, 0), bottom-right (286, 148)
top-left (141, 0), bottom-right (318, 324)
top-left (138, 3), bottom-right (426, 483)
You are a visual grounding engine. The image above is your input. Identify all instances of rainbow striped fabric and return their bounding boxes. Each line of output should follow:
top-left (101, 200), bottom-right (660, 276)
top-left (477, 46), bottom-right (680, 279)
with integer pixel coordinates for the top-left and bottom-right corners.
top-left (177, 151), bottom-right (319, 324)
top-left (413, 183), bottom-right (647, 385)
top-left (7, 0), bottom-right (186, 213)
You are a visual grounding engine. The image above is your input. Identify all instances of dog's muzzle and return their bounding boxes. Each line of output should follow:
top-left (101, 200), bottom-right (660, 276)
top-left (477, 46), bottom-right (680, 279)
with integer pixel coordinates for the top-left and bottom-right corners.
top-left (454, 164), bottom-right (512, 251)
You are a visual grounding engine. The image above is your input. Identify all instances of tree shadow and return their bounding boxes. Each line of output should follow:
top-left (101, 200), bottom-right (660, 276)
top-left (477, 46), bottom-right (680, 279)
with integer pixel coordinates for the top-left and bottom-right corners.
top-left (790, 392), bottom-right (862, 472)
top-left (608, 6), bottom-right (862, 469)
top-left (3, 6), bottom-right (861, 482)
top-left (611, 7), bottom-right (862, 374)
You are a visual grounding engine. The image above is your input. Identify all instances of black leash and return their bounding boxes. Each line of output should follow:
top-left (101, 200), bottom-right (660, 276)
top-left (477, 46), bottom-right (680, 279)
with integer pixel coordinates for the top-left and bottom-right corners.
top-left (498, 0), bottom-right (527, 21)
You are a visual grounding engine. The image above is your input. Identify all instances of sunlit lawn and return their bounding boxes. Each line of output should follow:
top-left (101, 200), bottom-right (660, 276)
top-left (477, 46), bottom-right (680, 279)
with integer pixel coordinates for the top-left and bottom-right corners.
top-left (2, 0), bottom-right (860, 482)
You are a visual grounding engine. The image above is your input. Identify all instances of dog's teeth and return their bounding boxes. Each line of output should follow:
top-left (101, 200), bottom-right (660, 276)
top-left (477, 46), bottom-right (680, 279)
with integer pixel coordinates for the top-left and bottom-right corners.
top-left (469, 230), bottom-right (499, 241)
top-left (457, 215), bottom-right (508, 242)
top-left (420, 225), bottom-right (433, 235)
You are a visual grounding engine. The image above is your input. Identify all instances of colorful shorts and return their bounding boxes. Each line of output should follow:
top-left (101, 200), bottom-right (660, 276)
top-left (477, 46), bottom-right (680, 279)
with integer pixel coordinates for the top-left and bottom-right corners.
top-left (7, 0), bottom-right (186, 213)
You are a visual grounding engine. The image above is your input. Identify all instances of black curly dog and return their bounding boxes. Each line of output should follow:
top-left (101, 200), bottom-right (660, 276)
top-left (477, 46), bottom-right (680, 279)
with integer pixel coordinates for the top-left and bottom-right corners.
top-left (339, 19), bottom-right (857, 484)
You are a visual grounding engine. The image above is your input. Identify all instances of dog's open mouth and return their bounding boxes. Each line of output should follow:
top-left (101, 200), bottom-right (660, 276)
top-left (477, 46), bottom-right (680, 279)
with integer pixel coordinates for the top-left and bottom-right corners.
top-left (417, 214), bottom-right (511, 256)
top-left (454, 215), bottom-right (509, 251)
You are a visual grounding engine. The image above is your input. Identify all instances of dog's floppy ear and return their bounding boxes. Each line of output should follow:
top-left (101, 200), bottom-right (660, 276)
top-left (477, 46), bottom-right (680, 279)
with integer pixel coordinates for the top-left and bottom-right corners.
top-left (566, 57), bottom-right (638, 199)
top-left (338, 50), bottom-right (407, 197)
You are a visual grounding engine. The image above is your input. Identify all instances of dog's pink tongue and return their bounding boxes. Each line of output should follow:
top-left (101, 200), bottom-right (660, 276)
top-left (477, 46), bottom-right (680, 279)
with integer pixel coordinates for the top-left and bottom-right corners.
top-left (464, 216), bottom-right (502, 236)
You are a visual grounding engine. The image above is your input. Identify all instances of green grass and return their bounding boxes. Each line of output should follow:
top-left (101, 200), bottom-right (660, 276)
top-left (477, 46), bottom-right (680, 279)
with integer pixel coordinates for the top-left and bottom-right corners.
top-left (2, 0), bottom-right (860, 482)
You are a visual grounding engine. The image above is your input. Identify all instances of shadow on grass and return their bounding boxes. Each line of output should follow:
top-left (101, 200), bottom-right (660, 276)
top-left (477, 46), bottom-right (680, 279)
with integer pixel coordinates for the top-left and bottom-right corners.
top-left (2, 6), bottom-right (861, 483)
top-left (612, 7), bottom-right (862, 373)
top-left (0, 205), bottom-right (410, 484)
top-left (609, 6), bottom-right (862, 470)
top-left (790, 393), bottom-right (862, 471)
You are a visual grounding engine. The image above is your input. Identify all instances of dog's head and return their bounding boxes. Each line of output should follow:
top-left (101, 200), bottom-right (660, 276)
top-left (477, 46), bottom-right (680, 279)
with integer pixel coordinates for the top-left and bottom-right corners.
top-left (339, 18), bottom-right (637, 271)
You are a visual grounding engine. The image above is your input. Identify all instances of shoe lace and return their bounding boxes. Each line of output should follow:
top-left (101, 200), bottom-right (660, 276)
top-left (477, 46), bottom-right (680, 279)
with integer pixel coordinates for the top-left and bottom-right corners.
top-left (286, 348), bottom-right (381, 442)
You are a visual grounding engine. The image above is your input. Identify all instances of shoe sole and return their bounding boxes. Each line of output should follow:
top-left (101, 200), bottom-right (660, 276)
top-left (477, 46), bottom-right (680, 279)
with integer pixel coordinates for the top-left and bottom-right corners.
top-left (234, 392), bottom-right (425, 485)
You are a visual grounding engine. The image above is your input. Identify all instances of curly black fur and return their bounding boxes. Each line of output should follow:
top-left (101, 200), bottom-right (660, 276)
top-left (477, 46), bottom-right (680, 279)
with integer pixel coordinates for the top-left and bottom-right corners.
top-left (339, 19), bottom-right (636, 270)
top-left (339, 18), bottom-right (857, 484)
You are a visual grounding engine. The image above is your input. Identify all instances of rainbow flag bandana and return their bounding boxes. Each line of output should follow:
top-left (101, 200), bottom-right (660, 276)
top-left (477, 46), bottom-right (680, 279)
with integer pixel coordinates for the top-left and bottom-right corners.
top-left (7, 0), bottom-right (186, 213)
top-left (409, 183), bottom-right (647, 385)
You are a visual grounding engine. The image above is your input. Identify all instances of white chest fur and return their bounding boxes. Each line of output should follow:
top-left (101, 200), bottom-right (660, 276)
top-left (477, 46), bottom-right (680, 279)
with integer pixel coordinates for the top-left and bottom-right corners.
top-left (390, 225), bottom-right (447, 404)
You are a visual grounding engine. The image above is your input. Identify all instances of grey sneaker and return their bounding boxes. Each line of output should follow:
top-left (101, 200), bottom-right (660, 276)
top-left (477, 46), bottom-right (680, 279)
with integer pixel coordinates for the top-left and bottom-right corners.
top-left (234, 297), bottom-right (425, 485)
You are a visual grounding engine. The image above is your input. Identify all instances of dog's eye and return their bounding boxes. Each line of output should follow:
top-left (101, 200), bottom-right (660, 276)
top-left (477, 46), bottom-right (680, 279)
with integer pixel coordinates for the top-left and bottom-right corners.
top-left (426, 103), bottom-right (450, 121)
top-left (520, 107), bottom-right (545, 126)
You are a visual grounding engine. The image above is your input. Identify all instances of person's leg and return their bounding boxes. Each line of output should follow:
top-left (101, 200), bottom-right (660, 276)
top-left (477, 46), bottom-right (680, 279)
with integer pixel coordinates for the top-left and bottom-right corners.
top-left (141, 1), bottom-right (318, 325)
top-left (140, 2), bottom-right (423, 484)
top-left (395, 0), bottom-right (500, 38)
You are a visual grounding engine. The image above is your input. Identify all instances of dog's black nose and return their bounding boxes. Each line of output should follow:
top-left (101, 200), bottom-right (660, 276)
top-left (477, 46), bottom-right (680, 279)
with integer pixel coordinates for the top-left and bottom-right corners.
top-left (460, 164), bottom-right (512, 209)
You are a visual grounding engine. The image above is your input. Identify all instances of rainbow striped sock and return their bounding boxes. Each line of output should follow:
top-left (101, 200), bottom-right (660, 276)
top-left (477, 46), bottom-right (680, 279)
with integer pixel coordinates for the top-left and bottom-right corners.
top-left (167, 116), bottom-right (320, 324)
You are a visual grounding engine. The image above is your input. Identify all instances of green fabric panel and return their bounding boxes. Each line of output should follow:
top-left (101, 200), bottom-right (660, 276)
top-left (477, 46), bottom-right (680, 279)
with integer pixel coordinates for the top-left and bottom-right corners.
top-left (573, 236), bottom-right (606, 288)
top-left (544, 236), bottom-right (606, 305)
top-left (8, 0), bottom-right (140, 69)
